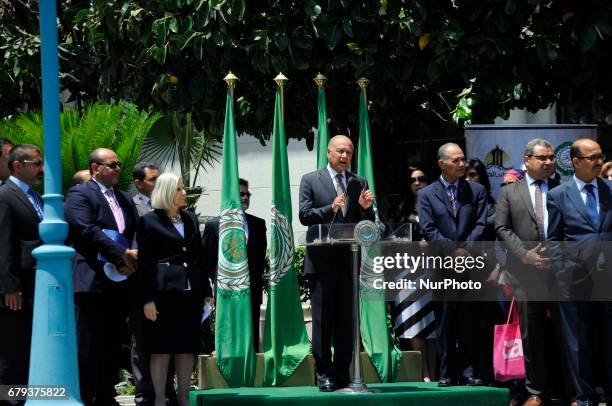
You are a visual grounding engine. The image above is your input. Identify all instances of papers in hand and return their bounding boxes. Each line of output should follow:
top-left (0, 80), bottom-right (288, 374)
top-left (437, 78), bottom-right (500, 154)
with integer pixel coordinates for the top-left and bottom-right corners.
top-left (98, 229), bottom-right (131, 282)
top-left (103, 262), bottom-right (128, 282)
top-left (201, 302), bottom-right (213, 324)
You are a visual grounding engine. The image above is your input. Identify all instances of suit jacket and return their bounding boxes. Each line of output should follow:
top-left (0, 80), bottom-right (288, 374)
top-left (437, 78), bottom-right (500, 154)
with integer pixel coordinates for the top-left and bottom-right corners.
top-left (495, 177), bottom-right (560, 293)
top-left (417, 178), bottom-right (487, 246)
top-left (0, 179), bottom-right (42, 307)
top-left (137, 209), bottom-right (211, 304)
top-left (547, 177), bottom-right (612, 300)
top-left (133, 193), bottom-right (153, 217)
top-left (202, 213), bottom-right (267, 302)
top-left (298, 168), bottom-right (374, 274)
top-left (64, 179), bottom-right (139, 293)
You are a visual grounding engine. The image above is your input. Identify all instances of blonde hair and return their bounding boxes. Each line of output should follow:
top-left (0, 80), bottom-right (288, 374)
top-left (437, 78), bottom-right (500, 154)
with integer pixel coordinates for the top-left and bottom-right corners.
top-left (151, 173), bottom-right (180, 210)
top-left (600, 161), bottom-right (612, 178)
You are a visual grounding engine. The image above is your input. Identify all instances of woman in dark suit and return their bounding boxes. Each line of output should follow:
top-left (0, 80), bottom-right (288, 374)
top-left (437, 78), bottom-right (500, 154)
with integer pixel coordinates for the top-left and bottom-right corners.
top-left (137, 173), bottom-right (212, 406)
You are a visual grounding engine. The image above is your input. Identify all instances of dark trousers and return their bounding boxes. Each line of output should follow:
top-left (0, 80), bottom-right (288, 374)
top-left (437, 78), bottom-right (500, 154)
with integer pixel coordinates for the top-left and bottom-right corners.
top-left (128, 301), bottom-right (154, 405)
top-left (514, 291), bottom-right (552, 398)
top-left (435, 301), bottom-right (480, 381)
top-left (308, 268), bottom-right (354, 385)
top-left (0, 305), bottom-right (32, 403)
top-left (251, 292), bottom-right (262, 352)
top-left (75, 291), bottom-right (129, 406)
top-left (558, 301), bottom-right (612, 403)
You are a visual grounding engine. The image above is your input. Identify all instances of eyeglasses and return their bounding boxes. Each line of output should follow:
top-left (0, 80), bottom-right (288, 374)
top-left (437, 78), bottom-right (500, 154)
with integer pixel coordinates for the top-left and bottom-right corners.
top-left (22, 159), bottom-right (43, 167)
top-left (575, 154), bottom-right (606, 162)
top-left (528, 155), bottom-right (556, 162)
top-left (240, 192), bottom-right (251, 197)
top-left (99, 161), bottom-right (122, 169)
top-left (409, 176), bottom-right (427, 184)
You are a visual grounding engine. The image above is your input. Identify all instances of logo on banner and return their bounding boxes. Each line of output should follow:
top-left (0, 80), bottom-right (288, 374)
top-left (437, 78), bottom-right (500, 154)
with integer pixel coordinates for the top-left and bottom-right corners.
top-left (502, 339), bottom-right (523, 360)
top-left (555, 141), bottom-right (574, 176)
top-left (484, 145), bottom-right (511, 178)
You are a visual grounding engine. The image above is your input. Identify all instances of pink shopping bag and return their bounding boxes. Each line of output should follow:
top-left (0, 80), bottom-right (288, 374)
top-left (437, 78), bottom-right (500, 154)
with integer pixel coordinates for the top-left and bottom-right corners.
top-left (493, 298), bottom-right (525, 382)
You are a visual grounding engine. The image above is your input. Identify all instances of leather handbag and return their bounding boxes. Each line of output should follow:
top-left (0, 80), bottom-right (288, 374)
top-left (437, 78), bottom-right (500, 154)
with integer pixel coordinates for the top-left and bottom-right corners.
top-left (156, 258), bottom-right (189, 291)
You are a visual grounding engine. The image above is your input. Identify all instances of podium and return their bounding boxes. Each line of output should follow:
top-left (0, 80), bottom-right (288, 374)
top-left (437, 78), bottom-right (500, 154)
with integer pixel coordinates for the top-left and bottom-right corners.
top-left (299, 221), bottom-right (411, 393)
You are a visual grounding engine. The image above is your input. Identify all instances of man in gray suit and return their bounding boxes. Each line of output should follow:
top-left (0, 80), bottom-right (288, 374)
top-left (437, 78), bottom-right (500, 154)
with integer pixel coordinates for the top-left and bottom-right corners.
top-left (496, 138), bottom-right (560, 406)
top-left (132, 162), bottom-right (160, 217)
top-left (298, 135), bottom-right (374, 391)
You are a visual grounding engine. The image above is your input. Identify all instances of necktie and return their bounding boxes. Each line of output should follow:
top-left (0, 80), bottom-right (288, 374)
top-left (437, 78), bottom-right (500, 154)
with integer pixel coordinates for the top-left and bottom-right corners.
top-left (27, 188), bottom-right (43, 220)
top-left (447, 185), bottom-right (457, 215)
top-left (105, 189), bottom-right (126, 234)
top-left (534, 180), bottom-right (545, 241)
top-left (335, 173), bottom-right (347, 217)
top-left (584, 184), bottom-right (599, 227)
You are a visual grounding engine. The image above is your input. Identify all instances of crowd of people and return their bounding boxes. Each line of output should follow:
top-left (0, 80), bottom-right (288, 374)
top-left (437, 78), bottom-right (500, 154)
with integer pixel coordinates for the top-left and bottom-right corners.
top-left (0, 135), bottom-right (610, 406)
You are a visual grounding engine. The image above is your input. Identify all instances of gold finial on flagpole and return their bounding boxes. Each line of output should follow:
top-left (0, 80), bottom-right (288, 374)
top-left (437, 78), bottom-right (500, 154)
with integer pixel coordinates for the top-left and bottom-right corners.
top-left (224, 71), bottom-right (239, 88)
top-left (357, 77), bottom-right (369, 100)
top-left (314, 73), bottom-right (327, 88)
top-left (274, 73), bottom-right (288, 119)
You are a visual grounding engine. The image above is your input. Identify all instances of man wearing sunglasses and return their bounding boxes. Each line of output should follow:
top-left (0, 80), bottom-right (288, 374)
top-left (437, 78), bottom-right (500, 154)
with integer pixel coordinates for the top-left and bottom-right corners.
top-left (64, 148), bottom-right (139, 406)
top-left (202, 178), bottom-right (267, 351)
top-left (0, 144), bottom-right (44, 392)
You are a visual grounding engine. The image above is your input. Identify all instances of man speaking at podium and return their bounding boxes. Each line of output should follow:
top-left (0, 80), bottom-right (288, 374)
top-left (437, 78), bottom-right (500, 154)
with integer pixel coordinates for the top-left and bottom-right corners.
top-left (299, 135), bottom-right (374, 391)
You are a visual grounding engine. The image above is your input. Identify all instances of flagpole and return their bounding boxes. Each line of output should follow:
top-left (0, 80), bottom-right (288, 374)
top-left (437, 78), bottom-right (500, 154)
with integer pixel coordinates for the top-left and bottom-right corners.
top-left (274, 73), bottom-right (288, 119)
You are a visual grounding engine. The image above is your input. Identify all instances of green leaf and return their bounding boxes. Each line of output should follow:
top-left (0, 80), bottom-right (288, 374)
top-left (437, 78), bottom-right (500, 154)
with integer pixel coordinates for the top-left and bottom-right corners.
top-left (426, 61), bottom-right (441, 82)
top-left (504, 0), bottom-right (517, 15)
top-left (513, 83), bottom-right (522, 100)
top-left (152, 45), bottom-right (167, 64)
top-left (342, 17), bottom-right (353, 37)
top-left (169, 18), bottom-right (179, 33)
top-left (326, 23), bottom-right (341, 50)
top-left (292, 26), bottom-right (314, 49)
top-left (582, 25), bottom-right (597, 51)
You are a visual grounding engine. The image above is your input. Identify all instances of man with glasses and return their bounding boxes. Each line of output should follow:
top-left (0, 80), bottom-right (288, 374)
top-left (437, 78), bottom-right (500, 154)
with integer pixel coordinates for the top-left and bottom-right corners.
top-left (0, 144), bottom-right (44, 394)
top-left (548, 139), bottom-right (612, 406)
top-left (496, 138), bottom-right (563, 406)
top-left (64, 148), bottom-right (139, 406)
top-left (202, 178), bottom-right (267, 351)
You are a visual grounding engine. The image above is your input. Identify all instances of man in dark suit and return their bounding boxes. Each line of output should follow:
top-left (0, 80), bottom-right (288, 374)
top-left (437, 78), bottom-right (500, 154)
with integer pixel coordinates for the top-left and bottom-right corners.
top-left (496, 138), bottom-right (561, 406)
top-left (0, 144), bottom-right (43, 395)
top-left (202, 178), bottom-right (267, 351)
top-left (547, 138), bottom-right (612, 406)
top-left (417, 143), bottom-right (487, 387)
top-left (0, 137), bottom-right (13, 185)
top-left (132, 162), bottom-right (160, 217)
top-left (64, 148), bottom-right (139, 406)
top-left (129, 161), bottom-right (161, 405)
top-left (298, 134), bottom-right (374, 391)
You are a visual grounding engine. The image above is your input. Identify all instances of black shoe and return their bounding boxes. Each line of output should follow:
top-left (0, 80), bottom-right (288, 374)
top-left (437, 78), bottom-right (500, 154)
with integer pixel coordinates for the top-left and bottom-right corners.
top-left (438, 377), bottom-right (454, 387)
top-left (464, 377), bottom-right (485, 386)
top-left (318, 377), bottom-right (334, 392)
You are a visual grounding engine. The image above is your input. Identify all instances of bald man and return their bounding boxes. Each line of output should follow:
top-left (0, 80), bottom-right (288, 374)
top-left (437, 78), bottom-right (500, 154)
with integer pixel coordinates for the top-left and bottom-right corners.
top-left (64, 148), bottom-right (139, 406)
top-left (299, 135), bottom-right (374, 391)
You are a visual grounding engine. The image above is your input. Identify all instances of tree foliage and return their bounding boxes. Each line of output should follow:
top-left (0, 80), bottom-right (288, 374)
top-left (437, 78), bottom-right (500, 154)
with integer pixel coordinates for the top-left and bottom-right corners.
top-left (0, 102), bottom-right (161, 192)
top-left (2, 0), bottom-right (612, 142)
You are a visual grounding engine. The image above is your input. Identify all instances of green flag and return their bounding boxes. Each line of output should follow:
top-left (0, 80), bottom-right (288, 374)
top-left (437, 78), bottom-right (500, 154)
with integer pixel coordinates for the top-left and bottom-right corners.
top-left (357, 85), bottom-right (402, 383)
top-left (264, 88), bottom-right (311, 386)
top-left (215, 86), bottom-right (256, 387)
top-left (315, 86), bottom-right (330, 170)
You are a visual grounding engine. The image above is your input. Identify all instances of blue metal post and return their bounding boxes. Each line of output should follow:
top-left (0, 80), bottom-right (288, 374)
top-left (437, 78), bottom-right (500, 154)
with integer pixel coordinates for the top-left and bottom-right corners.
top-left (26, 0), bottom-right (82, 404)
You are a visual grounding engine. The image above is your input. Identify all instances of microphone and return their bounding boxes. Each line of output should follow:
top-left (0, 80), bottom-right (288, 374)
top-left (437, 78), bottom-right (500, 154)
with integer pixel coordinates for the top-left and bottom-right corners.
top-left (326, 193), bottom-right (343, 242)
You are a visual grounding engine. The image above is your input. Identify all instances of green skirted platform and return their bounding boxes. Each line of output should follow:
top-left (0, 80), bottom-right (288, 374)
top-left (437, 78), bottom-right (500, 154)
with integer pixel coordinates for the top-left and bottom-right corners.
top-left (189, 382), bottom-right (510, 406)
